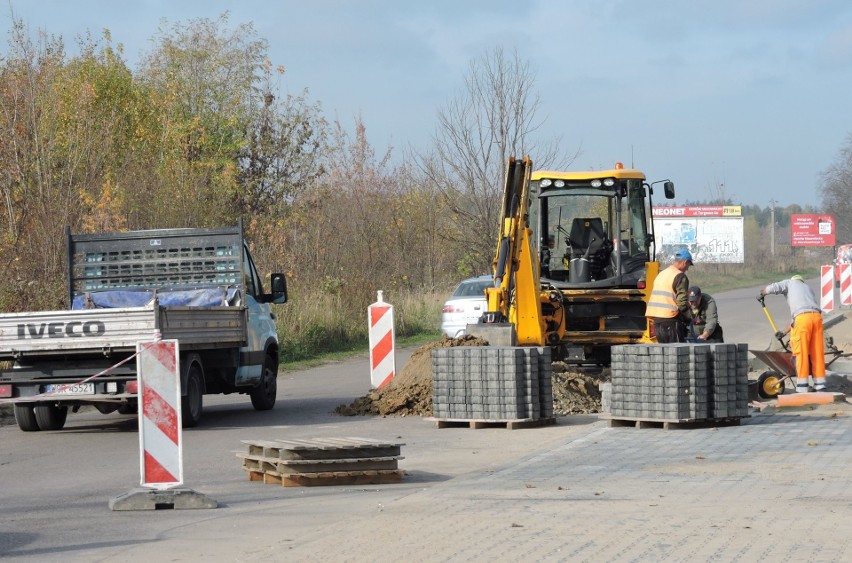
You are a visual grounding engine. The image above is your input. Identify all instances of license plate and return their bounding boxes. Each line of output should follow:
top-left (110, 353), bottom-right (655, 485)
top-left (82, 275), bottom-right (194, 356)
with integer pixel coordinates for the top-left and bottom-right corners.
top-left (44, 383), bottom-right (95, 395)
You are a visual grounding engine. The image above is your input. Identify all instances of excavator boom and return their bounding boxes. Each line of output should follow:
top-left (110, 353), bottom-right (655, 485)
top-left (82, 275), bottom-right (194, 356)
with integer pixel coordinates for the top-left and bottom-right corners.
top-left (483, 156), bottom-right (546, 346)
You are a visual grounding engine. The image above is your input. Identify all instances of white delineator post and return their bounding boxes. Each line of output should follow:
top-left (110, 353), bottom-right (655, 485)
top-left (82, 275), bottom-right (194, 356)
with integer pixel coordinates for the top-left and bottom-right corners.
top-left (368, 290), bottom-right (395, 389)
top-left (840, 264), bottom-right (852, 307)
top-left (137, 339), bottom-right (183, 489)
top-left (821, 265), bottom-right (834, 313)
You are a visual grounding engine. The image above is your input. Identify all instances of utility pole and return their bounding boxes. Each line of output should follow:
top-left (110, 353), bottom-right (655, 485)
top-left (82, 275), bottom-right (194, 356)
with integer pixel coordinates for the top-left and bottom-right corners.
top-left (769, 199), bottom-right (777, 258)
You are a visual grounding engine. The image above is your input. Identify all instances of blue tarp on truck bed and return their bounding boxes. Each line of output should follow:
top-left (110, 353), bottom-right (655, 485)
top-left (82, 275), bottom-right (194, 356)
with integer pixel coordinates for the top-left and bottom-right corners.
top-left (71, 287), bottom-right (241, 309)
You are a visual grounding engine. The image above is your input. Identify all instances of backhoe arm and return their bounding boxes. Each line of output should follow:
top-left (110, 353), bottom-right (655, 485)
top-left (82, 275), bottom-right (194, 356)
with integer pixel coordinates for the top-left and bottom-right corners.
top-left (483, 156), bottom-right (546, 346)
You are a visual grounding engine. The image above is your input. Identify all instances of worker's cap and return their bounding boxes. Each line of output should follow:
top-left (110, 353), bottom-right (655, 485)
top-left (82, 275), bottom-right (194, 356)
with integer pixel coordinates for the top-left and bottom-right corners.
top-left (688, 286), bottom-right (702, 302)
top-left (791, 274), bottom-right (804, 281)
top-left (673, 248), bottom-right (694, 265)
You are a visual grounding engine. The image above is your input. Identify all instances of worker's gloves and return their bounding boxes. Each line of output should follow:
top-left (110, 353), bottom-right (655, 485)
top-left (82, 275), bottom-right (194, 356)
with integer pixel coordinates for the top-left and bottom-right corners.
top-left (774, 331), bottom-right (785, 340)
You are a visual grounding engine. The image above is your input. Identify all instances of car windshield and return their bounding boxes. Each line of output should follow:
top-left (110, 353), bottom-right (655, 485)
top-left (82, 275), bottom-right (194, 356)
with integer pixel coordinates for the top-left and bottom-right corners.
top-left (452, 279), bottom-right (491, 298)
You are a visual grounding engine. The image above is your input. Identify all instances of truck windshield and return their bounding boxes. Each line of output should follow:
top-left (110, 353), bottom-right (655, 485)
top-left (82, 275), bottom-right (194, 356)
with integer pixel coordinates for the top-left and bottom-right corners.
top-left (531, 180), bottom-right (649, 285)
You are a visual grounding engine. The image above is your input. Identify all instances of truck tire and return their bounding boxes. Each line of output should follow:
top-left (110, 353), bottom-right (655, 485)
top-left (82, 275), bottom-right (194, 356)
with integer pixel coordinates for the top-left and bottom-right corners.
top-left (14, 404), bottom-right (40, 432)
top-left (250, 355), bottom-right (278, 411)
top-left (181, 365), bottom-right (204, 428)
top-left (34, 404), bottom-right (68, 431)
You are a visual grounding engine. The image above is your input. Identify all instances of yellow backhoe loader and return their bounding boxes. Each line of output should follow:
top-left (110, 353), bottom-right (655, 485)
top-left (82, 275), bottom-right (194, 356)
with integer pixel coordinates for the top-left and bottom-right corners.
top-left (481, 156), bottom-right (675, 365)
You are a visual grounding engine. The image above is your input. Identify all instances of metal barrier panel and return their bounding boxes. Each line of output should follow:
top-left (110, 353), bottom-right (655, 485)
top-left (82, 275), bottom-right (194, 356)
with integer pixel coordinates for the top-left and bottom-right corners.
top-left (368, 291), bottom-right (395, 389)
top-left (821, 265), bottom-right (834, 312)
top-left (137, 339), bottom-right (183, 489)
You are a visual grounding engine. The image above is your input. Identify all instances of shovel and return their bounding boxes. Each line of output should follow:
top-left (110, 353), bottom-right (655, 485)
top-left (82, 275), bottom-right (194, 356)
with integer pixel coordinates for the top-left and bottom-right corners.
top-left (757, 295), bottom-right (790, 352)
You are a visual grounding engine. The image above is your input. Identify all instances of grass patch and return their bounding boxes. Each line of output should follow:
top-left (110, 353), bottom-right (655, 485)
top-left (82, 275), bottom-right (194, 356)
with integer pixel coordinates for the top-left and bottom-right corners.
top-left (279, 330), bottom-right (442, 371)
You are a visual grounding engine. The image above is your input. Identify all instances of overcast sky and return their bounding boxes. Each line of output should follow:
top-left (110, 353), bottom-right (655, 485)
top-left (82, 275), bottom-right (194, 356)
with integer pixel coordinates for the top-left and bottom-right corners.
top-left (4, 0), bottom-right (852, 208)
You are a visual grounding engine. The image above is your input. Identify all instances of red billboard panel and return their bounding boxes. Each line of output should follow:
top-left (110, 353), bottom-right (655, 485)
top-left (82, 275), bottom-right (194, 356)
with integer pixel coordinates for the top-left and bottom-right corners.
top-left (791, 214), bottom-right (836, 246)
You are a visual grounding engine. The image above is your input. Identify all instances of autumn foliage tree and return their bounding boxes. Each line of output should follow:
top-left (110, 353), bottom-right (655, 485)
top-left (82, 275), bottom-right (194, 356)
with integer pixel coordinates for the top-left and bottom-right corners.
top-left (820, 134), bottom-right (852, 245)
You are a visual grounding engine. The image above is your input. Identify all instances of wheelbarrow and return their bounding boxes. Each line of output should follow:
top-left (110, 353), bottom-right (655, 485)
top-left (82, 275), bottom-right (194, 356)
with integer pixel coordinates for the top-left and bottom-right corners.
top-left (751, 295), bottom-right (851, 398)
top-left (750, 341), bottom-right (852, 399)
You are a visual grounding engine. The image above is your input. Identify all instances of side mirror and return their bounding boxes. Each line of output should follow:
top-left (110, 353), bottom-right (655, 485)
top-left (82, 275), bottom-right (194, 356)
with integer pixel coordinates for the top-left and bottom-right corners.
top-left (267, 273), bottom-right (288, 304)
top-left (664, 181), bottom-right (675, 199)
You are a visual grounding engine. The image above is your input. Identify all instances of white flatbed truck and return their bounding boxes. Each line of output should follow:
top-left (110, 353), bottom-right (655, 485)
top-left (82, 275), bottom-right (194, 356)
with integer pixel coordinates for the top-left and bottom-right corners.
top-left (0, 221), bottom-right (288, 431)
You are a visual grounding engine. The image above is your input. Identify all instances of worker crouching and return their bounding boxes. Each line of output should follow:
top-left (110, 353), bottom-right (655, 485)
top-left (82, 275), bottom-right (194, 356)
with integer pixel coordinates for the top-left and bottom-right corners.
top-left (688, 286), bottom-right (724, 342)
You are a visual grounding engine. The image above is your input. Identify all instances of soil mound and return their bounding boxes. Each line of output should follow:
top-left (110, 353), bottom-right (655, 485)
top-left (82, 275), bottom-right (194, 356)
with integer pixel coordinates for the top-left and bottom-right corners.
top-left (551, 362), bottom-right (609, 415)
top-left (335, 335), bottom-right (487, 416)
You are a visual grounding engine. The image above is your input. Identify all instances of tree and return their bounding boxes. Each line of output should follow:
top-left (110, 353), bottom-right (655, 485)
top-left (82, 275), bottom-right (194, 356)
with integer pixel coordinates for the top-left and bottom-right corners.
top-left (0, 20), bottom-right (146, 310)
top-left (819, 133), bottom-right (852, 245)
top-left (237, 60), bottom-right (327, 217)
top-left (139, 13), bottom-right (267, 226)
top-left (417, 47), bottom-right (575, 275)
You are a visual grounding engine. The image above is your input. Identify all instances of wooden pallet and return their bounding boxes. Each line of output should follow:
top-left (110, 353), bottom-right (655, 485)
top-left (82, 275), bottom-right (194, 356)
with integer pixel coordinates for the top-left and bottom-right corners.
top-left (238, 437), bottom-right (405, 487)
top-left (604, 416), bottom-right (745, 430)
top-left (429, 417), bottom-right (557, 430)
top-left (243, 467), bottom-right (405, 487)
top-left (242, 437), bottom-right (403, 460)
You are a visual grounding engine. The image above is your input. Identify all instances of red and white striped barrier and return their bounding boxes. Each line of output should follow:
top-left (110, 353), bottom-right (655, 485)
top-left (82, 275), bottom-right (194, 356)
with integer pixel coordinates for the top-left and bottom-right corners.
top-left (821, 265), bottom-right (834, 313)
top-left (137, 339), bottom-right (183, 489)
top-left (840, 264), bottom-right (852, 306)
top-left (368, 291), bottom-right (395, 389)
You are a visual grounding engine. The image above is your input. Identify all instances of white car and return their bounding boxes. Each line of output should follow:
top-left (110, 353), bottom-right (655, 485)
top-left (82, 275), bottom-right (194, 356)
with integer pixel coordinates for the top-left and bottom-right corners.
top-left (440, 275), bottom-right (493, 338)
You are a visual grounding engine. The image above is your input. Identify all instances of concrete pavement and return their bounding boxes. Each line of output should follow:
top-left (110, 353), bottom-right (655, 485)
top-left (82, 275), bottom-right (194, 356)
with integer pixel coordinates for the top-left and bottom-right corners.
top-left (89, 403), bottom-right (852, 562)
top-left (241, 407), bottom-right (852, 562)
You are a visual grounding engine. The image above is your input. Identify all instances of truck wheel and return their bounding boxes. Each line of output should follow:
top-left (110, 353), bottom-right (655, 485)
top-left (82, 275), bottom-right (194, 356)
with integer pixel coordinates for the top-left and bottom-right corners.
top-left (34, 404), bottom-right (68, 431)
top-left (14, 404), bottom-right (40, 432)
top-left (250, 355), bottom-right (278, 411)
top-left (181, 365), bottom-right (204, 428)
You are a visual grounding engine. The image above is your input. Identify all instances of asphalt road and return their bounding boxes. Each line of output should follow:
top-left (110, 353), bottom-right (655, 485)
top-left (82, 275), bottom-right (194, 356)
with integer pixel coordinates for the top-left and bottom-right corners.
top-left (0, 278), bottom-right (841, 561)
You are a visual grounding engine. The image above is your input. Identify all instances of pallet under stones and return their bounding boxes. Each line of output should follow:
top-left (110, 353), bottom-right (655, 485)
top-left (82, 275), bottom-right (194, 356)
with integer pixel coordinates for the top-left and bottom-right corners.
top-left (238, 437), bottom-right (405, 487)
top-left (604, 415), bottom-right (746, 430)
top-left (429, 416), bottom-right (557, 430)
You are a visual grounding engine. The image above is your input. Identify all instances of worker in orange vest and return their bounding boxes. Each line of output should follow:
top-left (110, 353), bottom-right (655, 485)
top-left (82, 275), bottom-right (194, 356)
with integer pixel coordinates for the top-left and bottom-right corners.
top-left (646, 248), bottom-right (693, 343)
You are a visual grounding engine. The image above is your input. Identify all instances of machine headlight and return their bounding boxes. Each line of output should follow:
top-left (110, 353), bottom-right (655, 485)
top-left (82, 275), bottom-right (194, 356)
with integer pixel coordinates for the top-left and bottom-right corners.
top-left (603, 178), bottom-right (615, 187)
top-left (554, 180), bottom-right (565, 188)
top-left (540, 179), bottom-right (552, 187)
top-left (590, 179), bottom-right (602, 188)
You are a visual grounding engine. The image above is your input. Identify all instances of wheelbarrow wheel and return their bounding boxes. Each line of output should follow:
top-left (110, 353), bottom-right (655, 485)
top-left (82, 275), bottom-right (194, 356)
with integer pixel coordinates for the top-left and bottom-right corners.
top-left (756, 371), bottom-right (785, 399)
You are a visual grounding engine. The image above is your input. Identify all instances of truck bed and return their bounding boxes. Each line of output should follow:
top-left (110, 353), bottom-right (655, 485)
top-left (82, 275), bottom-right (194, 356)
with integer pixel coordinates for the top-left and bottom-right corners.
top-left (0, 303), bottom-right (247, 360)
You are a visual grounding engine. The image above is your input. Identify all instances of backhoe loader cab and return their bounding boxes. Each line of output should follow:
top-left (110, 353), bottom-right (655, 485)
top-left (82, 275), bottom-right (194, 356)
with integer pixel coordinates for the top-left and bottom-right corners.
top-left (530, 166), bottom-right (670, 289)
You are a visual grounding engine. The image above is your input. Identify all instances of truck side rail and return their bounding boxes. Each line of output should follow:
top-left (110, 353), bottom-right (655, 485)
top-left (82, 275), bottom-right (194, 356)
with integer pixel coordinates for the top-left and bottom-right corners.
top-left (0, 305), bottom-right (247, 360)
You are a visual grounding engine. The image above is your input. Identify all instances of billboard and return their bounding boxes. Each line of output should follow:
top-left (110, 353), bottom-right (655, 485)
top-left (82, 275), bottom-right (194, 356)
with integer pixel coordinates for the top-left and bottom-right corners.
top-left (791, 214), bottom-right (835, 246)
top-left (652, 206), bottom-right (744, 264)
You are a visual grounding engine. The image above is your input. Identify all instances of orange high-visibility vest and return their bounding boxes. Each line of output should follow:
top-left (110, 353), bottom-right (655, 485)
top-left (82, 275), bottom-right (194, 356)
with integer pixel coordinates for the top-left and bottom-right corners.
top-left (646, 265), bottom-right (681, 319)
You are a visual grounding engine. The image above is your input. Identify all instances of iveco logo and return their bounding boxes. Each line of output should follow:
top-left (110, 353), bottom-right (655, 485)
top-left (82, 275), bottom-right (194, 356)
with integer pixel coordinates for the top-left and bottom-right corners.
top-left (17, 321), bottom-right (106, 338)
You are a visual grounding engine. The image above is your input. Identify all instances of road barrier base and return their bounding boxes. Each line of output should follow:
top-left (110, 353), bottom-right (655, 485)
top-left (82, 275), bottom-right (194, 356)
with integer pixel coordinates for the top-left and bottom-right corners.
top-left (109, 487), bottom-right (217, 511)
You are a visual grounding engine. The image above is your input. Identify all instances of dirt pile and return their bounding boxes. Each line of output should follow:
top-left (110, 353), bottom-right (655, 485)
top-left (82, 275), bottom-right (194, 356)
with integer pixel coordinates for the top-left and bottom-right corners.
top-left (551, 363), bottom-right (608, 415)
top-left (335, 337), bottom-right (607, 417)
top-left (335, 335), bottom-right (487, 417)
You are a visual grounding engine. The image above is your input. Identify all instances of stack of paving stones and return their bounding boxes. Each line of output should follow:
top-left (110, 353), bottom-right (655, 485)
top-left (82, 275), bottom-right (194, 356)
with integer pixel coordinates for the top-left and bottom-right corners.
top-left (432, 346), bottom-right (553, 421)
top-left (238, 438), bottom-right (405, 487)
top-left (610, 343), bottom-right (749, 421)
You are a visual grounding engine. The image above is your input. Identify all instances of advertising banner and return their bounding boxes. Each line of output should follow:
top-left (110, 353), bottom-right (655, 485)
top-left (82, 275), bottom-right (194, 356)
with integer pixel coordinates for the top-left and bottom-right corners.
top-left (791, 214), bottom-right (835, 246)
top-left (652, 207), bottom-right (744, 264)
